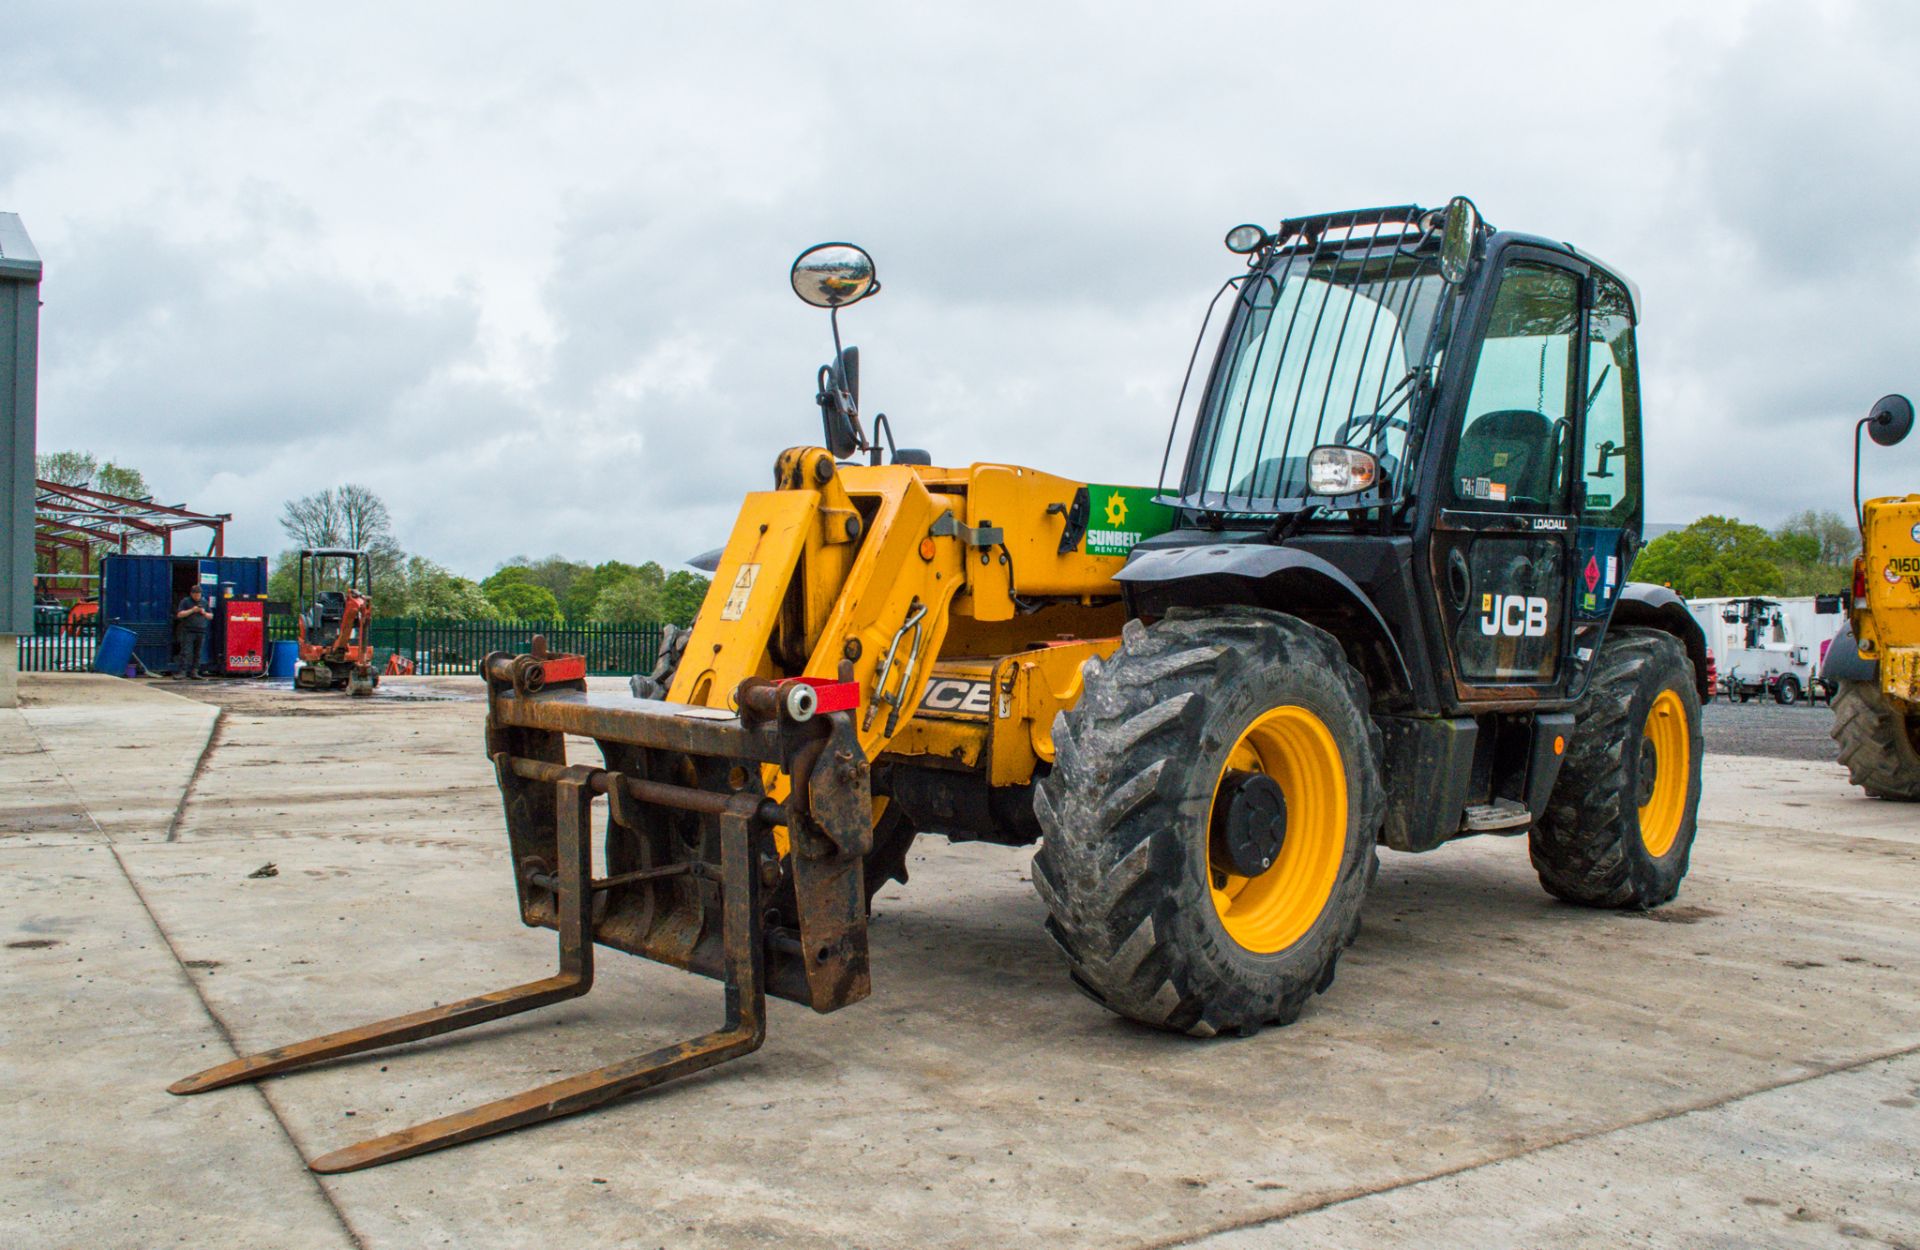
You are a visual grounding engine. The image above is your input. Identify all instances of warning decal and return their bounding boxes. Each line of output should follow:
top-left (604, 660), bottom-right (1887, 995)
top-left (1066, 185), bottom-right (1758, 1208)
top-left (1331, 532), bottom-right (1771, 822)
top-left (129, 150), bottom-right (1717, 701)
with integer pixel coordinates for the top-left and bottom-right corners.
top-left (720, 563), bottom-right (760, 621)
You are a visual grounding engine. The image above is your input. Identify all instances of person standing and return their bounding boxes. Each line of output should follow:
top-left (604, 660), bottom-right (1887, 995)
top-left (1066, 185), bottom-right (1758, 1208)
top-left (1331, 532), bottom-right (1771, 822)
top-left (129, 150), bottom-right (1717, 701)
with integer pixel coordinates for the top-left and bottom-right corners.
top-left (174, 583), bottom-right (214, 679)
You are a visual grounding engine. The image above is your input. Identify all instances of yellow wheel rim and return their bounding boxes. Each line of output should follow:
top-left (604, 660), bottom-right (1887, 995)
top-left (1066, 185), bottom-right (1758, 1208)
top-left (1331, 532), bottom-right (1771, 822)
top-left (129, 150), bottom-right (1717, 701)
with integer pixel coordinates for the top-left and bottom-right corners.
top-left (1638, 688), bottom-right (1689, 857)
top-left (1207, 706), bottom-right (1348, 954)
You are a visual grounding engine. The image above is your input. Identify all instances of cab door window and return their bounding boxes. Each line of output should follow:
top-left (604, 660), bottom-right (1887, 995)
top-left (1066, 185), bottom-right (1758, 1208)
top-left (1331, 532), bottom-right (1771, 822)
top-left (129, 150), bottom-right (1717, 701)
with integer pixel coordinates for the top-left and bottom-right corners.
top-left (1449, 262), bottom-right (1580, 513)
top-left (1579, 273), bottom-right (1641, 524)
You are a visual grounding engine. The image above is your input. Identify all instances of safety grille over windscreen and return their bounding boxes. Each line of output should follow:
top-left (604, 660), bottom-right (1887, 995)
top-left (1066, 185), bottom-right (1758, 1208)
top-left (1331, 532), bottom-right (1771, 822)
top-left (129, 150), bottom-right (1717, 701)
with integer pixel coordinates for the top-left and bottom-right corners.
top-left (1164, 208), bottom-right (1452, 515)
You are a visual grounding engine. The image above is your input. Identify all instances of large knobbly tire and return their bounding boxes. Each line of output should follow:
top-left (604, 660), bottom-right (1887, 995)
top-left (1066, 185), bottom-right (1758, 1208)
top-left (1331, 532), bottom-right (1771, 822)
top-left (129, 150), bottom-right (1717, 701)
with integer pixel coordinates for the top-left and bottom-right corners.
top-left (1532, 628), bottom-right (1703, 908)
top-left (1031, 607), bottom-right (1383, 1038)
top-left (630, 623), bottom-right (690, 700)
top-left (1831, 679), bottom-right (1920, 801)
top-left (862, 803), bottom-right (919, 906)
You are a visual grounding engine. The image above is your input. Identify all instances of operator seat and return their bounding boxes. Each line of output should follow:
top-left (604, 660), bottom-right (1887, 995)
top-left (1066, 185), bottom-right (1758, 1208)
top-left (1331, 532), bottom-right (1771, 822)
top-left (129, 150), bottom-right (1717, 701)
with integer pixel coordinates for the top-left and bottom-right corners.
top-left (307, 591), bottom-right (346, 646)
top-left (1454, 408), bottom-right (1554, 507)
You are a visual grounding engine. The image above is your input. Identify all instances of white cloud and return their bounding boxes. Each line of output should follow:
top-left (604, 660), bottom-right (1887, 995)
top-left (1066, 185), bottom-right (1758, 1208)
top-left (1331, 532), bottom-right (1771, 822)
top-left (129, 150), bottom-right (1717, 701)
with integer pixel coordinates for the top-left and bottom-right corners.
top-left (4, 0), bottom-right (1914, 577)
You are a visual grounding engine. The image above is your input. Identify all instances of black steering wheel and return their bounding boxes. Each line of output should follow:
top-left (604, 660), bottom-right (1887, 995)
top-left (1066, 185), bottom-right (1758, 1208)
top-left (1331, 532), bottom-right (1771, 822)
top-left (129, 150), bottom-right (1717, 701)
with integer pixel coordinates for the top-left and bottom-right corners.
top-left (1340, 410), bottom-right (1412, 452)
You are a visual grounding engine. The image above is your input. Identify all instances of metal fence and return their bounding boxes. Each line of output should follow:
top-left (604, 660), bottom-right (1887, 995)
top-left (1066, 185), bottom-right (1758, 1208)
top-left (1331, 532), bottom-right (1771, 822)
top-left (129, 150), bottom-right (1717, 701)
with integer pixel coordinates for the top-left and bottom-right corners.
top-left (17, 617), bottom-right (662, 678)
top-left (269, 617), bottom-right (662, 677)
top-left (17, 618), bottom-right (100, 673)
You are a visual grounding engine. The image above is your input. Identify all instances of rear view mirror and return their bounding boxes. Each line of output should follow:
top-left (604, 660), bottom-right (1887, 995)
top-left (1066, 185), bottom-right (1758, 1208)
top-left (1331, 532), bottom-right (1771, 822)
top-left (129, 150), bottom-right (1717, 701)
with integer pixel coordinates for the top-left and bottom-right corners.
top-left (1856, 392), bottom-right (1915, 531)
top-left (791, 243), bottom-right (878, 308)
top-left (1868, 393), bottom-right (1914, 447)
top-left (1439, 196), bottom-right (1481, 285)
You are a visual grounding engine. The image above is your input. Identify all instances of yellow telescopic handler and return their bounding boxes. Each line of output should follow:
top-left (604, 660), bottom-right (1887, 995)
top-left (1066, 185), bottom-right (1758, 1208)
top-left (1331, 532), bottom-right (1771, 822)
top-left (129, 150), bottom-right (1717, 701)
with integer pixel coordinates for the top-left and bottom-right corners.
top-left (173, 201), bottom-right (1709, 1172)
top-left (1826, 394), bottom-right (1920, 797)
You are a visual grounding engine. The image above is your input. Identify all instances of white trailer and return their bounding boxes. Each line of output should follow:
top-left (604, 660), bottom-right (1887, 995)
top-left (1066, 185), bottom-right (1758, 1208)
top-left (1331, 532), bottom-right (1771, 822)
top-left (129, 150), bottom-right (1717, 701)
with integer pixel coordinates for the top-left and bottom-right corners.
top-left (1684, 595), bottom-right (1848, 704)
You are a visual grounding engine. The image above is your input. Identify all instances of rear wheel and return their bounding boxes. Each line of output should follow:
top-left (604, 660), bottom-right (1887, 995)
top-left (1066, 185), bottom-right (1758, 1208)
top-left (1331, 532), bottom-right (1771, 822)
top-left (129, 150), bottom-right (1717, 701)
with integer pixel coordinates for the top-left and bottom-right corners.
top-left (1774, 674), bottom-right (1801, 705)
top-left (1032, 608), bottom-right (1382, 1037)
top-left (1531, 628), bottom-right (1703, 908)
top-left (1831, 680), bottom-right (1920, 800)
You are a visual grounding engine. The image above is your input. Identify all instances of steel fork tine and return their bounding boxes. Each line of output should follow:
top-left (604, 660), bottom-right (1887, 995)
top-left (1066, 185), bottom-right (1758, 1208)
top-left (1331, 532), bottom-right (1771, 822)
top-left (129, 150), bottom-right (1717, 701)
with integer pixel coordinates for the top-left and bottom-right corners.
top-left (307, 1022), bottom-right (763, 1173)
top-left (305, 806), bottom-right (765, 1173)
top-left (174, 787), bottom-right (769, 1174)
top-left (166, 975), bottom-right (589, 1095)
top-left (170, 773), bottom-right (599, 1097)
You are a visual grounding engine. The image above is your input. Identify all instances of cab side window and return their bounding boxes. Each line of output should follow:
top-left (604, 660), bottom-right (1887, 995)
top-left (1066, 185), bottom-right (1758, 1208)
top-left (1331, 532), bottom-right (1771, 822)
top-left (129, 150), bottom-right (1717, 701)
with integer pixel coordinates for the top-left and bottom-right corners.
top-left (1449, 262), bottom-right (1579, 512)
top-left (1580, 274), bottom-right (1641, 525)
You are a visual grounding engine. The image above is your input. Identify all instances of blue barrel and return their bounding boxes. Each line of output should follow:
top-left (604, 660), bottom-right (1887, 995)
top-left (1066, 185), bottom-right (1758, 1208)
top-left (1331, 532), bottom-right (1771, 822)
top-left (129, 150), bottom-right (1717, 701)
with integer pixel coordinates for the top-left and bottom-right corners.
top-left (268, 640), bottom-right (300, 679)
top-left (93, 625), bottom-right (138, 676)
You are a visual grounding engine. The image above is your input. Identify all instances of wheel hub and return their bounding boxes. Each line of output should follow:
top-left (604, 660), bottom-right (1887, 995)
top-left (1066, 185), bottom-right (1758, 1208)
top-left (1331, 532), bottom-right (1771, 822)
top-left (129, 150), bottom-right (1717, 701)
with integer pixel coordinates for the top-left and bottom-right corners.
top-left (1211, 769), bottom-right (1288, 879)
top-left (1636, 737), bottom-right (1658, 807)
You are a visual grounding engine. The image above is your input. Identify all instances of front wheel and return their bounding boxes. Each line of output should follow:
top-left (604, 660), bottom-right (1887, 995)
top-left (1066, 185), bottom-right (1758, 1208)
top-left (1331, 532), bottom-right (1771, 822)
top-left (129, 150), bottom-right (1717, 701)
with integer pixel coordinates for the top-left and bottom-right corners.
top-left (1531, 628), bottom-right (1703, 908)
top-left (1774, 675), bottom-right (1802, 705)
top-left (1831, 680), bottom-right (1920, 800)
top-left (1032, 608), bottom-right (1383, 1037)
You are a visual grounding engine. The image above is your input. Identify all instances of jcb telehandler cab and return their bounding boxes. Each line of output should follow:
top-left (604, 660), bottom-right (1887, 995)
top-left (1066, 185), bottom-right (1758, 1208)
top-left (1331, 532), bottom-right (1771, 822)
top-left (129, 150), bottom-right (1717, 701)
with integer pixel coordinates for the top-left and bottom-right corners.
top-left (1825, 394), bottom-right (1920, 797)
top-left (173, 199), bottom-right (1708, 1172)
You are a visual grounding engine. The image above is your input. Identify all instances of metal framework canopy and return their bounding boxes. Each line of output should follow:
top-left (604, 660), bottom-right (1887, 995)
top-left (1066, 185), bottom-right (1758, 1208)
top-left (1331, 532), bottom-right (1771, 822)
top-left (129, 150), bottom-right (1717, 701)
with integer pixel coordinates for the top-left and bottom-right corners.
top-left (34, 478), bottom-right (231, 599)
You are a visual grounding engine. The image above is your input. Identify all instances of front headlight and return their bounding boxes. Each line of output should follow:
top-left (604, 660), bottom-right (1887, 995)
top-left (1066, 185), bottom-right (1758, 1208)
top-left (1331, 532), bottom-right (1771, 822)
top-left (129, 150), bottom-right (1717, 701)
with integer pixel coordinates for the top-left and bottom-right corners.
top-left (1306, 446), bottom-right (1379, 495)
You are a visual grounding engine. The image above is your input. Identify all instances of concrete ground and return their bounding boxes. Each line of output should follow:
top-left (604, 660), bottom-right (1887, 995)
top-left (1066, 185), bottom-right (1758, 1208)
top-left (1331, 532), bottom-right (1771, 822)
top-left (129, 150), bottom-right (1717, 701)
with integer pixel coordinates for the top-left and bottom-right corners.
top-left (2, 674), bottom-right (1916, 1250)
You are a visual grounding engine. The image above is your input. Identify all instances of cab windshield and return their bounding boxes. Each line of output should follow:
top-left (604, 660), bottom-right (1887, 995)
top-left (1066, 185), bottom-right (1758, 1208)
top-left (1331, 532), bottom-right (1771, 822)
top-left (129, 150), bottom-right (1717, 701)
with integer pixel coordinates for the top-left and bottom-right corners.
top-left (1179, 245), bottom-right (1448, 513)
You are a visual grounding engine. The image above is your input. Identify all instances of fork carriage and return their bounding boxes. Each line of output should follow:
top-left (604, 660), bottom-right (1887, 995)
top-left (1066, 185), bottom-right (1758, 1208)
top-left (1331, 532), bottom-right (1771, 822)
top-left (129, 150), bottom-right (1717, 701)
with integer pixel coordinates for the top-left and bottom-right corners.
top-left (169, 646), bottom-right (873, 1173)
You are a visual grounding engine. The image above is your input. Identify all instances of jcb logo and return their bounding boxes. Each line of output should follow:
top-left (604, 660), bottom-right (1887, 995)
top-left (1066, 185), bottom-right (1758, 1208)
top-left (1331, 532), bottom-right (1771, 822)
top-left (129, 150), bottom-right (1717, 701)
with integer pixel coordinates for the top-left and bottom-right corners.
top-left (1479, 594), bottom-right (1549, 638)
top-left (919, 678), bottom-right (992, 716)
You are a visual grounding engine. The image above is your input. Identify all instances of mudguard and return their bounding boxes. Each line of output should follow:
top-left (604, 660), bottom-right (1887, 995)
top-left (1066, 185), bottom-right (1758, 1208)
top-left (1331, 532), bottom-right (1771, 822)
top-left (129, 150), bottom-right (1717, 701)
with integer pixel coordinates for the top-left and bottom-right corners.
top-left (1613, 583), bottom-right (1711, 700)
top-left (1821, 620), bottom-right (1877, 683)
top-left (1116, 543), bottom-right (1413, 706)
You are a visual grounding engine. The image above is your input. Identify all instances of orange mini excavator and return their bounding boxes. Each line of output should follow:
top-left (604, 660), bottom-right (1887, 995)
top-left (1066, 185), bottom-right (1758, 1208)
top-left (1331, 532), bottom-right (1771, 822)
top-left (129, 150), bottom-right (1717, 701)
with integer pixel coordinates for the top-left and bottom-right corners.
top-left (293, 547), bottom-right (378, 696)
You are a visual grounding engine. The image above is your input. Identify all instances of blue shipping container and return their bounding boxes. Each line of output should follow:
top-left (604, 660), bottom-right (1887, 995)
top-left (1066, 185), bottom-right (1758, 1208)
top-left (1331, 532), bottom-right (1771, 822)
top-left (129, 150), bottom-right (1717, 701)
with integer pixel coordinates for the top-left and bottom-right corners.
top-left (101, 554), bottom-right (269, 674)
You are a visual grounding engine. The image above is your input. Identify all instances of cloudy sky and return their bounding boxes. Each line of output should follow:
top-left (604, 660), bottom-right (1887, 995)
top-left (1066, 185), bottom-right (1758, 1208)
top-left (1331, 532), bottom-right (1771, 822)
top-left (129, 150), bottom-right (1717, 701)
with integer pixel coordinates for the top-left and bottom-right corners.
top-left (5, 1), bottom-right (1916, 576)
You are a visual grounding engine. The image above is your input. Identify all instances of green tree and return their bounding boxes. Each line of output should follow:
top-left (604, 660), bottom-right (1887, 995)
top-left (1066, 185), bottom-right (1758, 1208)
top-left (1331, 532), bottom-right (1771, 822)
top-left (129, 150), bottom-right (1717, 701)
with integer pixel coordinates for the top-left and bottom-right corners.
top-left (392, 558), bottom-right (498, 620)
top-left (589, 574), bottom-right (665, 624)
top-left (1772, 562), bottom-right (1850, 596)
top-left (266, 549), bottom-right (302, 606)
top-left (95, 463), bottom-right (150, 499)
top-left (1770, 509), bottom-right (1853, 597)
top-left (485, 580), bottom-right (562, 620)
top-left (34, 451), bottom-right (160, 568)
top-left (493, 555), bottom-right (592, 612)
top-left (36, 450), bottom-right (98, 487)
top-left (565, 560), bottom-right (648, 619)
top-left (1632, 516), bottom-right (1784, 597)
top-left (482, 565), bottom-right (534, 601)
top-left (1777, 508), bottom-right (1858, 566)
top-left (280, 484), bottom-right (406, 589)
top-left (36, 449), bottom-right (152, 498)
top-left (659, 570), bottom-right (711, 627)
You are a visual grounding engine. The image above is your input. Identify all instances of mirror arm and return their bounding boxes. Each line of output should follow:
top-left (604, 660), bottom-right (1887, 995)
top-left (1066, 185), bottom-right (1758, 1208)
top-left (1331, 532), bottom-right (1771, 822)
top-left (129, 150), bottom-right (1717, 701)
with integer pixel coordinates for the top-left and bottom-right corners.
top-left (831, 310), bottom-right (868, 451)
top-left (1854, 416), bottom-right (1870, 537)
top-left (870, 413), bottom-right (899, 467)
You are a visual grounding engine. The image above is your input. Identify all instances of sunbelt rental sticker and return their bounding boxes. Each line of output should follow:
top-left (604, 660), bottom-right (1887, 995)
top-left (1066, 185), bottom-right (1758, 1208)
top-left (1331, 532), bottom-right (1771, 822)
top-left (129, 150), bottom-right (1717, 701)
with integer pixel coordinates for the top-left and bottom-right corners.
top-left (1083, 485), bottom-right (1175, 557)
